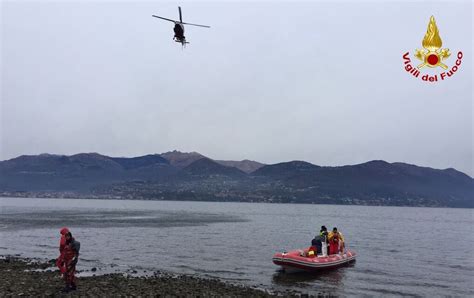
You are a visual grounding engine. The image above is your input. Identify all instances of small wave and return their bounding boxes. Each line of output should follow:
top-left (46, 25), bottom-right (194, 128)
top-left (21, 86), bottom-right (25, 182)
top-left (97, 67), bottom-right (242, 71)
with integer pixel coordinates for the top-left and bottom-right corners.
top-left (201, 257), bottom-right (222, 262)
top-left (198, 268), bottom-right (246, 276)
top-left (175, 264), bottom-right (195, 270)
top-left (77, 258), bottom-right (100, 262)
top-left (356, 268), bottom-right (389, 276)
top-left (37, 244), bottom-right (56, 249)
top-left (446, 264), bottom-right (474, 272)
top-left (357, 286), bottom-right (414, 296)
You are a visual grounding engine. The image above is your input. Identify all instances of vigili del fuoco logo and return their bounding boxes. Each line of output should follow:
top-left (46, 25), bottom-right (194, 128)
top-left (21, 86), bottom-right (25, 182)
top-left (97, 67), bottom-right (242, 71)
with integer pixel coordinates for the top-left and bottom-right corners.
top-left (403, 16), bottom-right (463, 82)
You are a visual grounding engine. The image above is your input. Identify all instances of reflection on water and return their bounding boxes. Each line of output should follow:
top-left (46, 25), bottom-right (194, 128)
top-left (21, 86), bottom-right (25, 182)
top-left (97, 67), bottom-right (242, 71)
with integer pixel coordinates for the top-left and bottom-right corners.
top-left (272, 262), bottom-right (354, 287)
top-left (273, 269), bottom-right (343, 285)
top-left (0, 197), bottom-right (473, 296)
top-left (271, 263), bottom-right (355, 295)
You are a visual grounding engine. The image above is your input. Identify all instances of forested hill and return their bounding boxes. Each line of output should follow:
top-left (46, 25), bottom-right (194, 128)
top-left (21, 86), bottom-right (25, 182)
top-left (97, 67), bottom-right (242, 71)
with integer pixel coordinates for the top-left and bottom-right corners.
top-left (0, 152), bottom-right (472, 208)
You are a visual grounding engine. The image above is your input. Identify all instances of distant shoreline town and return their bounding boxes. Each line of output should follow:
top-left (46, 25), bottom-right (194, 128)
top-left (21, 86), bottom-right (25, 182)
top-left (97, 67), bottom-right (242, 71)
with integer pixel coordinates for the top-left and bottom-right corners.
top-left (1, 151), bottom-right (472, 208)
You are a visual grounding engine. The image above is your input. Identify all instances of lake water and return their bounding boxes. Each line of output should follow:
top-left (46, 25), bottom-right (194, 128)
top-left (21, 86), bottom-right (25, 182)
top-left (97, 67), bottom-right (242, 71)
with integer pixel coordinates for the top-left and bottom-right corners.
top-left (0, 197), bottom-right (473, 296)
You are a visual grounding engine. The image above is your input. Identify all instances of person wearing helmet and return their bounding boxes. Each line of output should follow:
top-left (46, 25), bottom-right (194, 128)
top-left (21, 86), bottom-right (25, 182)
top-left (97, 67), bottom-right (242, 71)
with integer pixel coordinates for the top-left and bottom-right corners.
top-left (328, 227), bottom-right (345, 254)
top-left (55, 227), bottom-right (69, 272)
top-left (56, 229), bottom-right (80, 292)
top-left (311, 225), bottom-right (328, 256)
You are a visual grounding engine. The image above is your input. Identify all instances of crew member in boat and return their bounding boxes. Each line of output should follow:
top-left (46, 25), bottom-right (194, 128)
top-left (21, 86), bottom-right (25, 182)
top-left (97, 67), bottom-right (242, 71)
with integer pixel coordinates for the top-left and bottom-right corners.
top-left (328, 227), bottom-right (345, 254)
top-left (311, 225), bottom-right (328, 255)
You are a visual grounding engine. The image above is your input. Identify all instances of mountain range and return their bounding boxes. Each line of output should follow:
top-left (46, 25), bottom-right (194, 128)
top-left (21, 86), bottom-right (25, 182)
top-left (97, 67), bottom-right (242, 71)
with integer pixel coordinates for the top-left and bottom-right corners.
top-left (0, 151), bottom-right (472, 208)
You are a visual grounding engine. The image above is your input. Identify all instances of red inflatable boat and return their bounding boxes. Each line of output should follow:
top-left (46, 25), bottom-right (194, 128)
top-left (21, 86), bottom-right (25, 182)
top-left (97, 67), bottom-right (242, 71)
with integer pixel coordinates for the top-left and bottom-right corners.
top-left (273, 248), bottom-right (356, 272)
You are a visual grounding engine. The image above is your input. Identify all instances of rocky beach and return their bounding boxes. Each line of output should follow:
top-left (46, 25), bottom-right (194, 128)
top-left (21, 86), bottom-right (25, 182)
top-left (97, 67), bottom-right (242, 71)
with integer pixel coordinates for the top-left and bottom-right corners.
top-left (0, 256), bottom-right (304, 297)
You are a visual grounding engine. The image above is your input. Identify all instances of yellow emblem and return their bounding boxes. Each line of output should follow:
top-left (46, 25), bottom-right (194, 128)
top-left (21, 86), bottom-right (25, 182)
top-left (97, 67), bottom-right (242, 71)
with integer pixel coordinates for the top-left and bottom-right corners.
top-left (415, 16), bottom-right (450, 69)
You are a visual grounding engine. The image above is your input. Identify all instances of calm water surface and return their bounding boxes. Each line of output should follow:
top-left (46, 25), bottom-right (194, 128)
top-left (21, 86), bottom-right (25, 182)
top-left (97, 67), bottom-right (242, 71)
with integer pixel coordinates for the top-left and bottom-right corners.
top-left (0, 197), bottom-right (473, 296)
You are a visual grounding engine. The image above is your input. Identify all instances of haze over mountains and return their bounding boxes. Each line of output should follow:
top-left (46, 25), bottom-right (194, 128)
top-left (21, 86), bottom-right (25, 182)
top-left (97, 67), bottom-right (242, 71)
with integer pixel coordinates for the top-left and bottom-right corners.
top-left (0, 151), bottom-right (472, 208)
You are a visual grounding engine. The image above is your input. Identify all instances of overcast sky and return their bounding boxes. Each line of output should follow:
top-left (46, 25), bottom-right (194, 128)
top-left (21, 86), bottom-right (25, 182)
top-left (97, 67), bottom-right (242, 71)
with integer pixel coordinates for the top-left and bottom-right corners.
top-left (1, 0), bottom-right (472, 176)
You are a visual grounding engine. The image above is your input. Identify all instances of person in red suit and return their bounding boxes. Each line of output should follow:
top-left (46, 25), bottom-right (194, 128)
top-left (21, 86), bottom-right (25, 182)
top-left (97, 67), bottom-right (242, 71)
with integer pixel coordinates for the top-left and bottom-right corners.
top-left (56, 228), bottom-right (80, 292)
top-left (56, 227), bottom-right (69, 273)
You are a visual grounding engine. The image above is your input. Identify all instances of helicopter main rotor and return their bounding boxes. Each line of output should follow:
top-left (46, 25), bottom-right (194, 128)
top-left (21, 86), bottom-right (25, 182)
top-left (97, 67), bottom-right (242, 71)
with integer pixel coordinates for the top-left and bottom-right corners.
top-left (152, 6), bottom-right (210, 28)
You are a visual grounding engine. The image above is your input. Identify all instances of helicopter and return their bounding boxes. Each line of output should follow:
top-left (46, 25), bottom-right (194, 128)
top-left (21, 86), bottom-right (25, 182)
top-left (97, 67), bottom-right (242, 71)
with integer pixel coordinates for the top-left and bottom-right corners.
top-left (152, 6), bottom-right (210, 47)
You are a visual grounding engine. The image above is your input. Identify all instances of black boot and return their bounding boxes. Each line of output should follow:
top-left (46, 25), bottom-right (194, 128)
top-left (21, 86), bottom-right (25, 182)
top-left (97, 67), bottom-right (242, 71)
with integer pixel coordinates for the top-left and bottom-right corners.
top-left (70, 283), bottom-right (77, 291)
top-left (61, 286), bottom-right (70, 293)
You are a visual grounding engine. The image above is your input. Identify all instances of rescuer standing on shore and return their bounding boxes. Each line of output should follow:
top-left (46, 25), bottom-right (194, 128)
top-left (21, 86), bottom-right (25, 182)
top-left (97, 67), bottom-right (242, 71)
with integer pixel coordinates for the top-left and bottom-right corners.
top-left (56, 228), bottom-right (80, 292)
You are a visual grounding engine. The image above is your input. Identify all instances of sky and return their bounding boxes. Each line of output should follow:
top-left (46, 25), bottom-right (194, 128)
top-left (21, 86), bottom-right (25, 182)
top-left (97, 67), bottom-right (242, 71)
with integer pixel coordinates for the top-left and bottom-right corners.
top-left (1, 0), bottom-right (473, 176)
